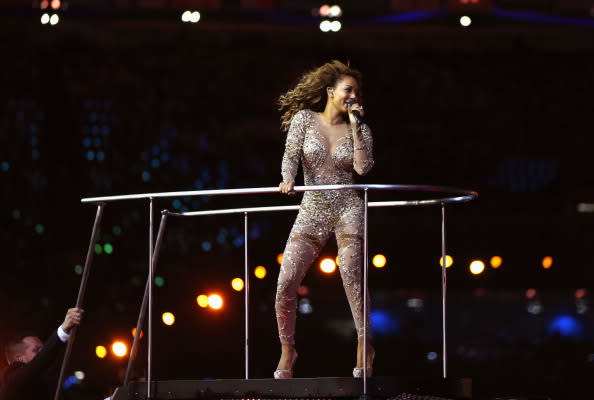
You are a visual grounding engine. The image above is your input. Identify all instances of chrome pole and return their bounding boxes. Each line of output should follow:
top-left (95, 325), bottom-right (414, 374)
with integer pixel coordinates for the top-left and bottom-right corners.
top-left (363, 188), bottom-right (369, 394)
top-left (54, 203), bottom-right (105, 400)
top-left (124, 211), bottom-right (169, 385)
top-left (147, 198), bottom-right (154, 398)
top-left (244, 212), bottom-right (250, 379)
top-left (441, 203), bottom-right (447, 379)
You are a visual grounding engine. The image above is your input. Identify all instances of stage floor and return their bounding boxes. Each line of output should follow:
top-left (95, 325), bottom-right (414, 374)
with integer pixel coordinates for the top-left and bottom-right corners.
top-left (114, 376), bottom-right (471, 400)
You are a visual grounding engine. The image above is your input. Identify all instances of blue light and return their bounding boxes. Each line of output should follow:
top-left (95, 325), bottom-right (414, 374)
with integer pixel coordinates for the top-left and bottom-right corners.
top-left (97, 151), bottom-right (105, 161)
top-left (233, 237), bottom-right (244, 248)
top-left (364, 10), bottom-right (446, 24)
top-left (194, 179), bottom-right (203, 190)
top-left (493, 7), bottom-right (594, 27)
top-left (93, 138), bottom-right (102, 147)
top-left (172, 199), bottom-right (182, 209)
top-left (548, 315), bottom-right (583, 338)
top-left (82, 137), bottom-right (91, 148)
top-left (141, 171), bottom-right (151, 182)
top-left (91, 125), bottom-right (100, 135)
top-left (1, 161), bottom-right (9, 172)
top-left (201, 241), bottom-right (212, 251)
top-left (161, 152), bottom-right (170, 162)
top-left (160, 139), bottom-right (169, 149)
top-left (370, 310), bottom-right (399, 334)
top-left (89, 112), bottom-right (98, 123)
top-left (102, 125), bottom-right (110, 136)
top-left (151, 159), bottom-right (160, 168)
top-left (62, 375), bottom-right (79, 390)
top-left (152, 145), bottom-right (160, 155)
top-left (86, 150), bottom-right (95, 161)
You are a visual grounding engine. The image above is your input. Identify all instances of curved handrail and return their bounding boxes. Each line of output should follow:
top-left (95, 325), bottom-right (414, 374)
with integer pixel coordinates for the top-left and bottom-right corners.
top-left (81, 184), bottom-right (478, 204)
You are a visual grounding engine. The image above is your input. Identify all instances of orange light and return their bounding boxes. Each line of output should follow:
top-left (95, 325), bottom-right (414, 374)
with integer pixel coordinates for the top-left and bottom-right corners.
top-left (542, 256), bottom-right (553, 269)
top-left (196, 294), bottom-right (208, 308)
top-left (320, 257), bottom-right (336, 273)
top-left (254, 266), bottom-right (267, 279)
top-left (276, 253), bottom-right (284, 265)
top-left (526, 288), bottom-right (537, 299)
top-left (208, 294), bottom-right (223, 310)
top-left (95, 345), bottom-right (107, 359)
top-left (231, 277), bottom-right (244, 291)
top-left (490, 256), bottom-right (503, 269)
top-left (372, 254), bottom-right (387, 268)
top-left (469, 260), bottom-right (485, 275)
top-left (131, 328), bottom-right (144, 339)
top-left (335, 256), bottom-right (340, 266)
top-left (111, 341), bottom-right (128, 357)
top-left (575, 288), bottom-right (587, 299)
top-left (50, 0), bottom-right (60, 9)
top-left (162, 312), bottom-right (175, 326)
top-left (40, 0), bottom-right (49, 9)
top-left (439, 255), bottom-right (453, 268)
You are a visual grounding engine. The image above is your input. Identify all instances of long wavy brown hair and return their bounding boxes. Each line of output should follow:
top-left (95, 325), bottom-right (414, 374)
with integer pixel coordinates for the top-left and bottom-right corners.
top-left (278, 60), bottom-right (363, 132)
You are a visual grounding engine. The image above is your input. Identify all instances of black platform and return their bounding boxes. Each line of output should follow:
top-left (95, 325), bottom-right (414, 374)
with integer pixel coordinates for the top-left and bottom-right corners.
top-left (114, 377), bottom-right (471, 400)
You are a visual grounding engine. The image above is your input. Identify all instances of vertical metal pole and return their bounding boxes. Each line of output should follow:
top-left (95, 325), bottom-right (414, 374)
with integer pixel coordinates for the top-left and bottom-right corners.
top-left (441, 203), bottom-right (447, 379)
top-left (147, 198), bottom-right (154, 399)
top-left (54, 203), bottom-right (105, 400)
top-left (244, 212), bottom-right (250, 379)
top-left (363, 189), bottom-right (369, 394)
top-left (125, 211), bottom-right (169, 386)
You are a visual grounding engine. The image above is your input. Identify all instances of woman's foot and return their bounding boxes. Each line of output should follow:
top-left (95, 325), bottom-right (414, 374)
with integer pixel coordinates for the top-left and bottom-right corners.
top-left (353, 338), bottom-right (375, 378)
top-left (274, 345), bottom-right (298, 379)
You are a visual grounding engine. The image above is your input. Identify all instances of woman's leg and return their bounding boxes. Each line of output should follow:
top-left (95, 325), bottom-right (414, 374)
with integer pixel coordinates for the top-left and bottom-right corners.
top-left (275, 214), bottom-right (329, 373)
top-left (335, 212), bottom-right (374, 371)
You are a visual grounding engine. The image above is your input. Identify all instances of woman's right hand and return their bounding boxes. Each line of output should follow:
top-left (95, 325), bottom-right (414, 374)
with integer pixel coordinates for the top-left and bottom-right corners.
top-left (279, 181), bottom-right (295, 196)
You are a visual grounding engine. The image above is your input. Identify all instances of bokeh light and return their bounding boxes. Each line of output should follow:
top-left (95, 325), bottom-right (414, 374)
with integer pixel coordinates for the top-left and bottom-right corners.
top-left (197, 294), bottom-right (208, 308)
top-left (95, 345), bottom-right (107, 359)
top-left (460, 16), bottom-right (472, 27)
top-left (490, 256), bottom-right (503, 269)
top-left (372, 254), bottom-right (387, 268)
top-left (277, 253), bottom-right (284, 265)
top-left (162, 312), bottom-right (175, 326)
top-left (131, 328), bottom-right (144, 339)
top-left (542, 256), bottom-right (553, 269)
top-left (254, 266), bottom-right (267, 279)
top-left (526, 288), bottom-right (537, 299)
top-left (469, 260), bottom-right (485, 275)
top-left (439, 255), bottom-right (454, 268)
top-left (208, 294), bottom-right (223, 310)
top-left (111, 341), bottom-right (128, 357)
top-left (320, 257), bottom-right (336, 273)
top-left (231, 277), bottom-right (244, 291)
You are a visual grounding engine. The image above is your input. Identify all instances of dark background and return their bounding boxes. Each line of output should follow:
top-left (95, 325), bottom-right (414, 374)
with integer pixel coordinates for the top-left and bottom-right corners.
top-left (1, 0), bottom-right (594, 398)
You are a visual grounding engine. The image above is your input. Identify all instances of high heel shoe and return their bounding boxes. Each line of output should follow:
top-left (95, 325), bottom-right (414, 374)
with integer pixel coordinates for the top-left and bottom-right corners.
top-left (353, 349), bottom-right (375, 378)
top-left (274, 351), bottom-right (298, 379)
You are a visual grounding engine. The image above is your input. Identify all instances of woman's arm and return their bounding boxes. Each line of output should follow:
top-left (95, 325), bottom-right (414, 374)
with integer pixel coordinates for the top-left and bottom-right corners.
top-left (352, 123), bottom-right (374, 176)
top-left (280, 110), bottom-right (307, 193)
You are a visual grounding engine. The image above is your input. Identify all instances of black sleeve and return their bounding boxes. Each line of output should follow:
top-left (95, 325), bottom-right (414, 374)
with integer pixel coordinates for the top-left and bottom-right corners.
top-left (2, 330), bottom-right (65, 390)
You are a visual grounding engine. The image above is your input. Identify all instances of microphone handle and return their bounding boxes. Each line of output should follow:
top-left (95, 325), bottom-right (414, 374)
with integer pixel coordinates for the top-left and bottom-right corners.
top-left (351, 110), bottom-right (363, 124)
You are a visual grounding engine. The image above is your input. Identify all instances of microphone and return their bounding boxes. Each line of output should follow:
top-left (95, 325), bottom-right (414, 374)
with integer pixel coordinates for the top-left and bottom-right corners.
top-left (345, 99), bottom-right (363, 124)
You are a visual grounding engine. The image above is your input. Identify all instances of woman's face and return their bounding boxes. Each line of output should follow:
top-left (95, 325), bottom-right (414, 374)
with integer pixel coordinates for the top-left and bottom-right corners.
top-left (328, 75), bottom-right (361, 113)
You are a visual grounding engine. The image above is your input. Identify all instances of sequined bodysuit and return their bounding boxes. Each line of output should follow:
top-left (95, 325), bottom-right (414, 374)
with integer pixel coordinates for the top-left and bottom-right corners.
top-left (276, 109), bottom-right (374, 345)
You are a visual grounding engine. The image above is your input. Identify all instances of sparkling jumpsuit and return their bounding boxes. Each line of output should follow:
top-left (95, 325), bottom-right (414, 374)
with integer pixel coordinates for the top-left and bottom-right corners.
top-left (276, 109), bottom-right (374, 345)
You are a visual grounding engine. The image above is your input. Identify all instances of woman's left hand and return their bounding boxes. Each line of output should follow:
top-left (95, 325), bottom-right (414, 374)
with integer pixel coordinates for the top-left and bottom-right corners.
top-left (347, 102), bottom-right (364, 125)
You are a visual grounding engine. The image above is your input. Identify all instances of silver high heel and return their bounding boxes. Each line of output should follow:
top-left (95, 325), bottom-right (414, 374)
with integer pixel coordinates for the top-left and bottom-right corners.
top-left (353, 348), bottom-right (375, 378)
top-left (274, 351), bottom-right (298, 379)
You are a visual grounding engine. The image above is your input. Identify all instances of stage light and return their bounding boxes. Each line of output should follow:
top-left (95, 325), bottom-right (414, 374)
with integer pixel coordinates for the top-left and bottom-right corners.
top-left (319, 4), bottom-right (330, 17)
top-left (50, 0), bottom-right (60, 9)
top-left (575, 288), bottom-right (587, 299)
top-left (320, 20), bottom-right (331, 32)
top-left (190, 11), bottom-right (201, 23)
top-left (162, 312), bottom-right (175, 326)
top-left (131, 328), bottom-right (144, 339)
top-left (182, 11), bottom-right (192, 22)
top-left (426, 351), bottom-right (438, 361)
top-left (542, 256), bottom-right (553, 269)
top-left (460, 16), bottom-right (472, 27)
top-left (50, 14), bottom-right (59, 25)
top-left (297, 285), bottom-right (309, 296)
top-left (41, 13), bottom-right (50, 24)
top-left (328, 5), bottom-right (342, 18)
top-left (469, 260), bottom-right (485, 275)
top-left (373, 254), bottom-right (387, 268)
top-left (94, 244), bottom-right (103, 255)
top-left (231, 277), bottom-right (244, 291)
top-left (208, 294), bottom-right (223, 310)
top-left (111, 341), bottom-right (127, 357)
top-left (330, 20), bottom-right (342, 32)
top-left (95, 345), bottom-right (107, 359)
top-left (525, 288), bottom-right (537, 299)
top-left (439, 255), bottom-right (453, 268)
top-left (320, 257), bottom-right (336, 273)
top-left (298, 298), bottom-right (313, 314)
top-left (254, 266), bottom-right (267, 279)
top-left (196, 294), bottom-right (208, 308)
top-left (490, 256), bottom-right (502, 269)
top-left (74, 370), bottom-right (85, 380)
top-left (104, 243), bottom-right (113, 254)
top-left (34, 224), bottom-right (44, 234)
top-left (277, 253), bottom-right (284, 265)
top-left (74, 265), bottom-right (83, 275)
top-left (40, 0), bottom-right (49, 9)
top-left (154, 276), bottom-right (165, 287)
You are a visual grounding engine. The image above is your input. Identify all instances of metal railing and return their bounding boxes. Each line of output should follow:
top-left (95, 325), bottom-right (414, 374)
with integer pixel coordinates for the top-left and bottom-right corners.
top-left (56, 184), bottom-right (477, 400)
